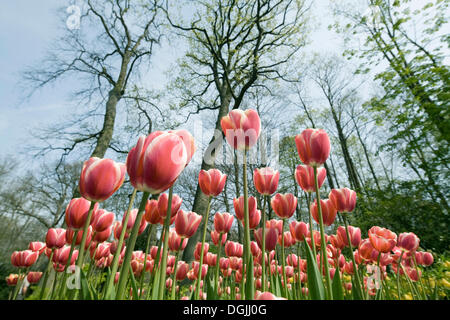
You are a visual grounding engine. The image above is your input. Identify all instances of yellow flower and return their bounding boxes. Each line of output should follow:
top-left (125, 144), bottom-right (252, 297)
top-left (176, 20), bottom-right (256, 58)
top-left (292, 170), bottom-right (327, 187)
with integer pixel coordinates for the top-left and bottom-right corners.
top-left (440, 278), bottom-right (450, 289)
top-left (444, 261), bottom-right (450, 269)
top-left (403, 294), bottom-right (413, 300)
top-left (343, 275), bottom-right (351, 282)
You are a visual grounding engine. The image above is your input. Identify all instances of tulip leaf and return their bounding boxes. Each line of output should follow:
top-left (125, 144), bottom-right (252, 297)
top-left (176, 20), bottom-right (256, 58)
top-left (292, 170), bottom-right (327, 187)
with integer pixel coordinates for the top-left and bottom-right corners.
top-left (80, 269), bottom-right (94, 300)
top-left (206, 270), bottom-right (218, 300)
top-left (129, 269), bottom-right (139, 300)
top-left (351, 275), bottom-right (364, 300)
top-left (151, 269), bottom-right (161, 300)
top-left (331, 266), bottom-right (344, 300)
top-left (304, 242), bottom-right (325, 300)
top-left (245, 255), bottom-right (255, 300)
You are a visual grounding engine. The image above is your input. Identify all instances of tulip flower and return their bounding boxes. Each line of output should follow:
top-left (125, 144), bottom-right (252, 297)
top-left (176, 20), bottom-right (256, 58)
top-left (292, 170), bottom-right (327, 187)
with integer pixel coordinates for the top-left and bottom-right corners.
top-left (211, 230), bottom-right (227, 246)
top-left (65, 198), bottom-right (99, 230)
top-left (168, 228), bottom-right (188, 252)
top-left (126, 131), bottom-right (189, 194)
top-left (172, 209), bottom-right (201, 240)
top-left (271, 193), bottom-right (297, 220)
top-left (358, 239), bottom-right (376, 260)
top-left (79, 157), bottom-right (126, 202)
top-left (289, 221), bottom-right (309, 242)
top-left (253, 167), bottom-right (279, 195)
top-left (255, 291), bottom-right (286, 300)
top-left (422, 252), bottom-right (434, 266)
top-left (311, 199), bottom-right (337, 226)
top-left (295, 128), bottom-right (330, 167)
top-left (225, 241), bottom-right (244, 258)
top-left (254, 227), bottom-right (279, 252)
top-left (233, 196), bottom-right (258, 222)
top-left (27, 272), bottom-right (43, 284)
top-left (295, 165), bottom-right (326, 193)
top-left (194, 242), bottom-right (210, 261)
top-left (144, 199), bottom-right (160, 224)
top-left (157, 192), bottom-right (182, 220)
top-left (368, 226), bottom-right (397, 253)
top-left (329, 188), bottom-right (357, 213)
top-left (198, 169), bottom-right (227, 196)
top-left (220, 109), bottom-right (261, 150)
top-left (214, 212), bottom-right (234, 234)
top-left (91, 209), bottom-right (115, 233)
top-left (336, 225), bottom-right (361, 248)
top-left (397, 232), bottom-right (420, 253)
top-left (28, 242), bottom-right (46, 255)
top-left (6, 274), bottom-right (19, 286)
top-left (94, 226), bottom-right (112, 243)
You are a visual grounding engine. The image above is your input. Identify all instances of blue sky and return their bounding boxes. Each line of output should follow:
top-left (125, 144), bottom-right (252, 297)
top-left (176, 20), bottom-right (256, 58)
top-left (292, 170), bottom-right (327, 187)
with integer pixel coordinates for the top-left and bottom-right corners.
top-left (0, 0), bottom-right (342, 169)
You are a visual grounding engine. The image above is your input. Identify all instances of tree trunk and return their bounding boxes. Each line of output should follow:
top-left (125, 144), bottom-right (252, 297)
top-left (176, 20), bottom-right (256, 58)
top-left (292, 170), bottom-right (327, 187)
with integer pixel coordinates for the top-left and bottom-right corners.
top-left (182, 93), bottom-right (232, 263)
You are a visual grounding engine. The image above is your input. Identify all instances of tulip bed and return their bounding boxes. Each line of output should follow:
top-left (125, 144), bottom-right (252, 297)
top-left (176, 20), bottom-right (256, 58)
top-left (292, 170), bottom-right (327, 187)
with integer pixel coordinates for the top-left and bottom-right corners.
top-left (5, 109), bottom-right (448, 301)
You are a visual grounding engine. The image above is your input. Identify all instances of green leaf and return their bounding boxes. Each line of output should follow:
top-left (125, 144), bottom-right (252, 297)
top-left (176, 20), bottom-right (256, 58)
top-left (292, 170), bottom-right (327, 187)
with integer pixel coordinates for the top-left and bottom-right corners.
top-left (331, 266), bottom-right (344, 300)
top-left (304, 242), bottom-right (325, 300)
top-left (351, 276), bottom-right (364, 300)
top-left (151, 269), bottom-right (161, 300)
top-left (80, 269), bottom-right (94, 300)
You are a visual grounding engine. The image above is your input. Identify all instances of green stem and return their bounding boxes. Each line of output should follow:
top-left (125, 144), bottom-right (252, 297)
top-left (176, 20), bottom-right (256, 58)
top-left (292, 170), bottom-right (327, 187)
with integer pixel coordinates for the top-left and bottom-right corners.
top-left (103, 189), bottom-right (137, 299)
top-left (75, 201), bottom-right (96, 270)
top-left (261, 195), bottom-right (267, 292)
top-left (139, 224), bottom-right (153, 299)
top-left (38, 249), bottom-right (54, 300)
top-left (170, 249), bottom-right (181, 300)
top-left (281, 219), bottom-right (287, 297)
top-left (116, 191), bottom-right (151, 299)
top-left (58, 229), bottom-right (79, 299)
top-left (396, 251), bottom-right (404, 299)
top-left (157, 187), bottom-right (175, 300)
top-left (297, 242), bottom-right (302, 299)
top-left (306, 192), bottom-right (317, 259)
top-left (242, 150), bottom-right (251, 299)
top-left (313, 166), bottom-right (333, 300)
top-left (214, 233), bottom-right (223, 295)
top-left (195, 195), bottom-right (212, 300)
top-left (342, 213), bottom-right (364, 299)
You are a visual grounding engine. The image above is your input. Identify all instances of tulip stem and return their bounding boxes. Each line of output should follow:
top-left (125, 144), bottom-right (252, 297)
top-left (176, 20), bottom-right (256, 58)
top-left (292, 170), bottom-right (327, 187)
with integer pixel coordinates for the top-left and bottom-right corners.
top-left (195, 195), bottom-right (212, 300)
top-left (342, 213), bottom-right (364, 299)
top-left (146, 231), bottom-right (163, 300)
top-left (281, 219), bottom-right (288, 298)
top-left (12, 269), bottom-right (24, 300)
top-left (139, 224), bottom-right (153, 299)
top-left (214, 233), bottom-right (223, 295)
top-left (59, 230), bottom-right (79, 299)
top-left (297, 242), bottom-right (302, 300)
top-left (38, 249), bottom-right (54, 300)
top-left (261, 195), bottom-right (267, 292)
top-left (313, 166), bottom-right (333, 300)
top-left (103, 188), bottom-right (137, 299)
top-left (170, 249), bottom-right (181, 300)
top-left (157, 187), bottom-right (174, 300)
top-left (306, 192), bottom-right (317, 259)
top-left (396, 251), bottom-right (404, 299)
top-left (242, 149), bottom-right (251, 299)
top-left (116, 191), bottom-right (151, 300)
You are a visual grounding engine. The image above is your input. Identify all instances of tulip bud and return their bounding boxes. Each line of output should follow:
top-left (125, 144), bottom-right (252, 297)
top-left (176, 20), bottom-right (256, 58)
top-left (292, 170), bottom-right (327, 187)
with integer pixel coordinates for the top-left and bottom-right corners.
top-left (79, 157), bottom-right (126, 202)
top-left (221, 109), bottom-right (261, 150)
top-left (271, 193), bottom-right (297, 219)
top-left (214, 212), bottom-right (234, 234)
top-left (295, 128), bottom-right (330, 167)
top-left (198, 169), bottom-right (227, 196)
top-left (253, 167), bottom-right (279, 195)
top-left (175, 210), bottom-right (202, 238)
top-left (295, 165), bottom-right (326, 193)
top-left (311, 199), bottom-right (337, 226)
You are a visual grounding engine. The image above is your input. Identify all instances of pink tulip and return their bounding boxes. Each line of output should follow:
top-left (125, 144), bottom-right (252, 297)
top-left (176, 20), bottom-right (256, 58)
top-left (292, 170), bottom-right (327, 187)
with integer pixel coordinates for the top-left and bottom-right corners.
top-left (94, 226), bottom-right (112, 243)
top-left (295, 128), bottom-right (330, 167)
top-left (28, 242), bottom-right (46, 255)
top-left (91, 209), bottom-right (115, 232)
top-left (271, 193), bottom-right (297, 219)
top-left (329, 188), bottom-right (357, 213)
top-left (336, 225), bottom-right (361, 248)
top-left (144, 199), bottom-right (160, 224)
top-left (126, 131), bottom-right (190, 194)
top-left (233, 196), bottom-right (258, 222)
top-left (253, 167), bottom-right (279, 195)
top-left (214, 212), bottom-right (234, 234)
top-left (295, 165), bottom-right (326, 193)
top-left (289, 221), bottom-right (309, 242)
top-left (211, 230), bottom-right (227, 246)
top-left (27, 272), bottom-right (43, 284)
top-left (254, 227), bottom-right (279, 252)
top-left (176, 261), bottom-right (189, 281)
top-left (65, 198), bottom-right (99, 230)
top-left (168, 228), bottom-right (188, 252)
top-left (198, 169), bottom-right (227, 196)
top-left (194, 242), bottom-right (209, 261)
top-left (175, 210), bottom-right (202, 238)
top-left (6, 274), bottom-right (19, 286)
top-left (46, 228), bottom-right (67, 249)
top-left (311, 199), bottom-right (337, 226)
top-left (266, 219), bottom-right (283, 235)
top-left (255, 291), bottom-right (286, 300)
top-left (368, 226), bottom-right (397, 253)
top-left (220, 109), bottom-right (261, 150)
top-left (157, 192), bottom-right (183, 221)
top-left (397, 232), bottom-right (420, 253)
top-left (79, 157), bottom-right (126, 202)
top-left (168, 129), bottom-right (196, 166)
top-left (224, 241), bottom-right (243, 258)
